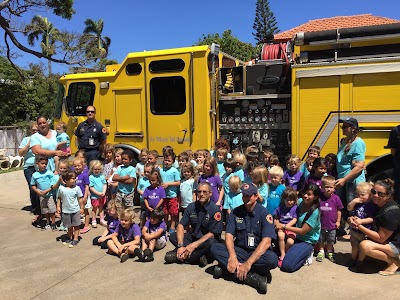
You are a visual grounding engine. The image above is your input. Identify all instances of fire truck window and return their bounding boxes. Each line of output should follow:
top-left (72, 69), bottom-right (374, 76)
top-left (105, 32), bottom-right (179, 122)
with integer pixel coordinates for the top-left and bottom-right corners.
top-left (126, 63), bottom-right (142, 75)
top-left (149, 59), bottom-right (185, 73)
top-left (150, 76), bottom-right (186, 115)
top-left (67, 82), bottom-right (95, 116)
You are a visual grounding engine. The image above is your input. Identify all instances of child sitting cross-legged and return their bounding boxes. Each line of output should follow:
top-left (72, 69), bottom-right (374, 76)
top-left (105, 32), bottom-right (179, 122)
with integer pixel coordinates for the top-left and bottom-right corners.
top-left (136, 208), bottom-right (168, 262)
top-left (107, 208), bottom-right (141, 263)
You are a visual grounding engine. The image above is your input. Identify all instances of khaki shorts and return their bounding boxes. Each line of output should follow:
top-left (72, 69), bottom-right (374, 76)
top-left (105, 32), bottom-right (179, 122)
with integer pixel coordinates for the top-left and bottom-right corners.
top-left (40, 195), bottom-right (56, 214)
top-left (116, 191), bottom-right (134, 208)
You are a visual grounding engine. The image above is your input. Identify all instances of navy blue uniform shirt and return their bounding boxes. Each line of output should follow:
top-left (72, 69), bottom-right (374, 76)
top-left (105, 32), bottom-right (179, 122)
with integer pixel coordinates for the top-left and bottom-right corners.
top-left (226, 203), bottom-right (276, 250)
top-left (180, 200), bottom-right (222, 240)
top-left (75, 120), bottom-right (106, 150)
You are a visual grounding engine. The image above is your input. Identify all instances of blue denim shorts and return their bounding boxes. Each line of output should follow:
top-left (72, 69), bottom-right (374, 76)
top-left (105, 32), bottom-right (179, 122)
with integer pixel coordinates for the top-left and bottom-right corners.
top-left (389, 242), bottom-right (400, 257)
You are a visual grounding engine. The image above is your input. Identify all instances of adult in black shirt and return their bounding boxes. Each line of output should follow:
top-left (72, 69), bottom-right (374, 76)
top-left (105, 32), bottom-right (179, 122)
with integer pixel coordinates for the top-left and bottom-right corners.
top-left (354, 179), bottom-right (400, 275)
top-left (75, 105), bottom-right (106, 166)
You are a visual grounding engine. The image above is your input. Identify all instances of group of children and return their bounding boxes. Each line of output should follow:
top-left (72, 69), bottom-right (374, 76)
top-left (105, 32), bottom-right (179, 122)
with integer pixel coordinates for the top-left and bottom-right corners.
top-left (29, 141), bottom-right (377, 267)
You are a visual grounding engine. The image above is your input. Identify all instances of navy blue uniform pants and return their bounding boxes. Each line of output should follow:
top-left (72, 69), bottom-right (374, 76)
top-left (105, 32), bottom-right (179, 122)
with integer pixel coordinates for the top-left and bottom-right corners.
top-left (210, 243), bottom-right (278, 275)
top-left (169, 232), bottom-right (218, 264)
top-left (84, 149), bottom-right (100, 167)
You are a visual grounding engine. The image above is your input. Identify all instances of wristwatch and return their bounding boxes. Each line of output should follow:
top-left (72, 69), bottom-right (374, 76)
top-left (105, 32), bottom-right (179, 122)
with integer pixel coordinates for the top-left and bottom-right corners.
top-left (177, 243), bottom-right (184, 248)
top-left (283, 224), bottom-right (287, 230)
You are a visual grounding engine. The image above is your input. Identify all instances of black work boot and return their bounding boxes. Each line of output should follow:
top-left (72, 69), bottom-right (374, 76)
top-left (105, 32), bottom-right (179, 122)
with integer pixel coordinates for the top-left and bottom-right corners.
top-left (199, 255), bottom-right (208, 267)
top-left (213, 265), bottom-right (223, 279)
top-left (164, 250), bottom-right (178, 264)
top-left (245, 272), bottom-right (267, 293)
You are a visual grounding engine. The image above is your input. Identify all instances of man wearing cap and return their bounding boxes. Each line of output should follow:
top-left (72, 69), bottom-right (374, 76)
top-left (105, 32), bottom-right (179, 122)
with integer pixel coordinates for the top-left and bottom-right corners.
top-left (335, 117), bottom-right (366, 238)
top-left (387, 124), bottom-right (400, 203)
top-left (164, 182), bottom-right (222, 267)
top-left (210, 183), bottom-right (278, 293)
top-left (75, 105), bottom-right (107, 166)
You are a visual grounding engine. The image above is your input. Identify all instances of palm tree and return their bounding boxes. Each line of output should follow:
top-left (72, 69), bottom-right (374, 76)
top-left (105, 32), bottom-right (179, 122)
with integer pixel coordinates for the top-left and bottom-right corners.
top-left (82, 19), bottom-right (111, 61)
top-left (25, 16), bottom-right (59, 76)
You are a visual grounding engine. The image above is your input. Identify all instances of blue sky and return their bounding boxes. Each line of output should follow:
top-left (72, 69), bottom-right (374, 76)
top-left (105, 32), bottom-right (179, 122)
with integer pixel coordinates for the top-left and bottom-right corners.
top-left (12, 0), bottom-right (400, 74)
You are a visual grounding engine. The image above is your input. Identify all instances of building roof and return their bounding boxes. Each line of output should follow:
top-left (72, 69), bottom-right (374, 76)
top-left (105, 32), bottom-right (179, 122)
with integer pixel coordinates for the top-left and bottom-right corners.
top-left (274, 14), bottom-right (400, 42)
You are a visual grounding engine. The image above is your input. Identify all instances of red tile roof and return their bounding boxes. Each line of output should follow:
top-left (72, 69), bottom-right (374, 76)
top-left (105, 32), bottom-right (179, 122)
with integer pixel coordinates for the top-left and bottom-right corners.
top-left (274, 14), bottom-right (400, 42)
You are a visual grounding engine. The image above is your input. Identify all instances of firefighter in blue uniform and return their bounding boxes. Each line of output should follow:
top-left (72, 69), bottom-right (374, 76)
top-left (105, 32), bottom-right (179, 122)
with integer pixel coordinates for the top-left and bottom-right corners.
top-left (165, 182), bottom-right (222, 266)
top-left (210, 183), bottom-right (278, 293)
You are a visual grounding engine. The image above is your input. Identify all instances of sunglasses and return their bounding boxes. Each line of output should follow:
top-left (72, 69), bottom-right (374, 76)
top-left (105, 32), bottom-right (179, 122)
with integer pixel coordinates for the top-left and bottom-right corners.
top-left (196, 190), bottom-right (209, 194)
top-left (86, 110), bottom-right (95, 114)
top-left (371, 189), bottom-right (387, 197)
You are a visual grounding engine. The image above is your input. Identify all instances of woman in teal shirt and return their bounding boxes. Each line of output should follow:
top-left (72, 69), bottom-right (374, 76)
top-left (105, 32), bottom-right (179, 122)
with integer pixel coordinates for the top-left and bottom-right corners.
top-left (276, 184), bottom-right (321, 272)
top-left (18, 121), bottom-right (39, 214)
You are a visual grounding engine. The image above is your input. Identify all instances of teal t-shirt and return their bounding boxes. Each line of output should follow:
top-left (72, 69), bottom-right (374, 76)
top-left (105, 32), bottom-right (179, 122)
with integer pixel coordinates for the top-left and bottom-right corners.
top-left (138, 177), bottom-right (151, 202)
top-left (222, 172), bottom-right (233, 204)
top-left (116, 165), bottom-right (136, 194)
top-left (223, 191), bottom-right (243, 211)
top-left (296, 198), bottom-right (321, 244)
top-left (18, 136), bottom-right (35, 169)
top-left (300, 162), bottom-right (310, 179)
top-left (30, 170), bottom-right (56, 197)
top-left (56, 132), bottom-right (70, 147)
top-left (57, 185), bottom-right (83, 213)
top-left (234, 168), bottom-right (244, 181)
top-left (30, 130), bottom-right (58, 172)
top-left (336, 137), bottom-right (366, 184)
top-left (258, 183), bottom-right (269, 208)
top-left (89, 174), bottom-right (106, 199)
top-left (160, 166), bottom-right (180, 198)
top-left (267, 184), bottom-right (286, 215)
top-left (217, 161), bottom-right (225, 178)
top-left (180, 178), bottom-right (197, 208)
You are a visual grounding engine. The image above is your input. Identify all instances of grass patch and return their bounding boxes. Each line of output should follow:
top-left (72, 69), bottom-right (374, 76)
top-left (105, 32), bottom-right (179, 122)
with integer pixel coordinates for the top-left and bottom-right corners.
top-left (0, 167), bottom-right (23, 175)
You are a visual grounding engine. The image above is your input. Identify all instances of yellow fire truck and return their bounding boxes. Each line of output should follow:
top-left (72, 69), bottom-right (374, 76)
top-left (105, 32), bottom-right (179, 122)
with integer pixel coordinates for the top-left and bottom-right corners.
top-left (54, 23), bottom-right (400, 179)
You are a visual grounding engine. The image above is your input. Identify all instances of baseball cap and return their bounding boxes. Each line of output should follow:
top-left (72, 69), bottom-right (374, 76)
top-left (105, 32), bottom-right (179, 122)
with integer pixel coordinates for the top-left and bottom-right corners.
top-left (241, 183), bottom-right (258, 196)
top-left (339, 117), bottom-right (359, 129)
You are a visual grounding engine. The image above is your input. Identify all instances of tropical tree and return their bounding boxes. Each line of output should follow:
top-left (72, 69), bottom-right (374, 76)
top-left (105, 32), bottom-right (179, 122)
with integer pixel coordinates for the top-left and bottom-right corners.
top-left (25, 16), bottom-right (59, 76)
top-left (82, 19), bottom-right (111, 61)
top-left (252, 0), bottom-right (279, 44)
top-left (195, 29), bottom-right (257, 61)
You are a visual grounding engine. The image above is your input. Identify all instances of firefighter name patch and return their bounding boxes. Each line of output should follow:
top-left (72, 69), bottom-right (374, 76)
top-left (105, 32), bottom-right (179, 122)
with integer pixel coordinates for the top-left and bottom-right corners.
top-left (266, 214), bottom-right (273, 224)
top-left (214, 212), bottom-right (221, 221)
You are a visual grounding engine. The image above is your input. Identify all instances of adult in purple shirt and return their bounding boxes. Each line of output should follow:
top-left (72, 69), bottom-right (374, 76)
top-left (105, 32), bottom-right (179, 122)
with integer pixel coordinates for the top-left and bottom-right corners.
top-left (107, 209), bottom-right (141, 262)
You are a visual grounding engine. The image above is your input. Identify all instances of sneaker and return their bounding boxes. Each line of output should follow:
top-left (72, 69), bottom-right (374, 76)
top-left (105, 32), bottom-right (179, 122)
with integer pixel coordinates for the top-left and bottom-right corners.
top-left (143, 249), bottom-right (154, 262)
top-left (164, 250), bottom-right (178, 264)
top-left (58, 225), bottom-right (67, 231)
top-left (91, 221), bottom-right (97, 228)
top-left (69, 240), bottom-right (79, 248)
top-left (100, 219), bottom-right (107, 227)
top-left (42, 224), bottom-right (51, 231)
top-left (80, 226), bottom-right (91, 234)
top-left (305, 251), bottom-right (313, 266)
top-left (133, 248), bottom-right (144, 261)
top-left (62, 238), bottom-right (73, 246)
top-left (51, 224), bottom-right (57, 231)
top-left (327, 252), bottom-right (335, 262)
top-left (316, 252), bottom-right (325, 262)
top-left (120, 253), bottom-right (129, 263)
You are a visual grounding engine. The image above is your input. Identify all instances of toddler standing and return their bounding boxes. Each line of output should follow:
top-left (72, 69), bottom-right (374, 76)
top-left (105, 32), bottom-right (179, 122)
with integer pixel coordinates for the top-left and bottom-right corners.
top-left (306, 158), bottom-right (328, 189)
top-left (179, 162), bottom-right (197, 212)
top-left (199, 157), bottom-right (224, 207)
top-left (283, 155), bottom-right (304, 192)
top-left (89, 160), bottom-right (107, 227)
top-left (113, 150), bottom-right (137, 209)
top-left (223, 175), bottom-right (243, 214)
top-left (137, 163), bottom-right (153, 226)
top-left (144, 170), bottom-right (166, 217)
top-left (74, 157), bottom-right (91, 234)
top-left (136, 148), bottom-right (149, 180)
top-left (251, 166), bottom-right (269, 208)
top-left (267, 166), bottom-right (286, 215)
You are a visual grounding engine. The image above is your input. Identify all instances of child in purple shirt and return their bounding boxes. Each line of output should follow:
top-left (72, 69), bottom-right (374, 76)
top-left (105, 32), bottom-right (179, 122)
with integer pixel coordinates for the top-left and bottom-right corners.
top-left (93, 199), bottom-right (121, 249)
top-left (273, 188), bottom-right (298, 267)
top-left (107, 209), bottom-right (141, 263)
top-left (306, 158), bottom-right (328, 190)
top-left (283, 155), bottom-right (305, 192)
top-left (347, 182), bottom-right (377, 268)
top-left (143, 170), bottom-right (166, 217)
top-left (136, 208), bottom-right (167, 262)
top-left (198, 157), bottom-right (223, 206)
top-left (316, 176), bottom-right (344, 262)
top-left (73, 157), bottom-right (91, 234)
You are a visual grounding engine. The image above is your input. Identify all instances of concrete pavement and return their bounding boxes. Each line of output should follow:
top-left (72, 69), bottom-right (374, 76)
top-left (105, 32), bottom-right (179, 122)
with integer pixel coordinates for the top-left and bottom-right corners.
top-left (0, 170), bottom-right (398, 300)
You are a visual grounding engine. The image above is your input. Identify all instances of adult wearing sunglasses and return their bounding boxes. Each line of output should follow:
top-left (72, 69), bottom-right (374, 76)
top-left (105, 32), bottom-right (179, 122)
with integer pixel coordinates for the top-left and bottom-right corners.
top-left (18, 121), bottom-right (39, 214)
top-left (335, 117), bottom-right (366, 239)
top-left (164, 182), bottom-right (222, 267)
top-left (75, 106), bottom-right (107, 166)
top-left (353, 179), bottom-right (400, 275)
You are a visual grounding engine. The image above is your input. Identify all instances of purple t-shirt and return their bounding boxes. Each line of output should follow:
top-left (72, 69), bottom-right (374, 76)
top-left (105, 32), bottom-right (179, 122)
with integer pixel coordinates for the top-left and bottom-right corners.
top-left (144, 219), bottom-right (167, 239)
top-left (199, 175), bottom-right (222, 204)
top-left (353, 202), bottom-right (378, 231)
top-left (306, 174), bottom-right (323, 189)
top-left (76, 170), bottom-right (89, 195)
top-left (115, 223), bottom-right (141, 243)
top-left (107, 216), bottom-right (120, 235)
top-left (143, 185), bottom-right (166, 209)
top-left (283, 170), bottom-right (304, 191)
top-left (319, 193), bottom-right (344, 230)
top-left (273, 204), bottom-right (298, 224)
